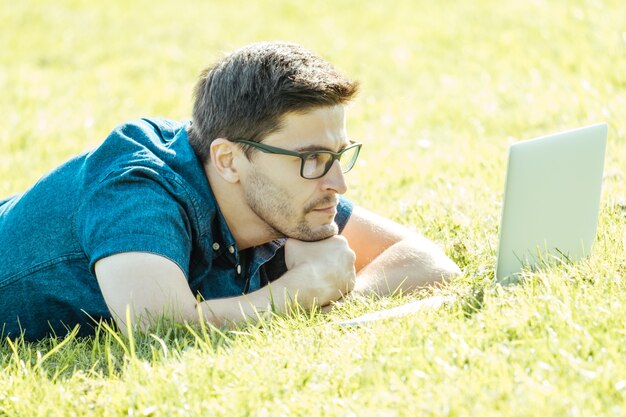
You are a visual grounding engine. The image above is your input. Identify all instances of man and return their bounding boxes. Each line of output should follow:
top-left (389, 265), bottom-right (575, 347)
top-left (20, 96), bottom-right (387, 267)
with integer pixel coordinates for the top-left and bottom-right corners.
top-left (0, 42), bottom-right (460, 341)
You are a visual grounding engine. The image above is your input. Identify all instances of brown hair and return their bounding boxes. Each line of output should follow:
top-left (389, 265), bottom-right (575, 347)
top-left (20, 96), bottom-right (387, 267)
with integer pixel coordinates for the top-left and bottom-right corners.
top-left (188, 42), bottom-right (359, 162)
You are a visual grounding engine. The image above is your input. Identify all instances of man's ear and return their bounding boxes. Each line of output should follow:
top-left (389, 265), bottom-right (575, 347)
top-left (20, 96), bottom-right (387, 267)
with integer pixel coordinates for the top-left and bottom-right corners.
top-left (209, 138), bottom-right (242, 183)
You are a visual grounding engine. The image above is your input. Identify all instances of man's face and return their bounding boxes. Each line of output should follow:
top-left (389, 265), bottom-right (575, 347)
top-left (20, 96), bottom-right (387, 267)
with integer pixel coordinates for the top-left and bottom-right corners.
top-left (239, 105), bottom-right (350, 242)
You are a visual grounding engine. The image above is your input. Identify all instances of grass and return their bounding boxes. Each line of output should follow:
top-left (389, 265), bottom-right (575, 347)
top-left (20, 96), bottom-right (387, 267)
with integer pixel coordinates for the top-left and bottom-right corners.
top-left (2, 0), bottom-right (626, 415)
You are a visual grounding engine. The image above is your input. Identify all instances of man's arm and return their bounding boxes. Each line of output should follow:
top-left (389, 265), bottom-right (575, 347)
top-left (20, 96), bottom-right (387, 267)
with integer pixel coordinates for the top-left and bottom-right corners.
top-left (94, 235), bottom-right (356, 332)
top-left (341, 206), bottom-right (462, 296)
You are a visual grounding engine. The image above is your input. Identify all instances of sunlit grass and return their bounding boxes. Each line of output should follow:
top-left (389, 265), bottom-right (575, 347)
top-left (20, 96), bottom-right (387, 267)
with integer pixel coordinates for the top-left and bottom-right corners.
top-left (1, 0), bottom-right (626, 415)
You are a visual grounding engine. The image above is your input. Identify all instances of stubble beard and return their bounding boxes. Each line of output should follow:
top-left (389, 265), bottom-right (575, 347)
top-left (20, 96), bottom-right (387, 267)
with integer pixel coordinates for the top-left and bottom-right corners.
top-left (244, 169), bottom-right (338, 242)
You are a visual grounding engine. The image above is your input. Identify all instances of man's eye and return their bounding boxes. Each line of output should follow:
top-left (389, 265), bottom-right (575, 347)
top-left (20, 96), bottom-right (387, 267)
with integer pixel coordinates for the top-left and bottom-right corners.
top-left (305, 153), bottom-right (322, 161)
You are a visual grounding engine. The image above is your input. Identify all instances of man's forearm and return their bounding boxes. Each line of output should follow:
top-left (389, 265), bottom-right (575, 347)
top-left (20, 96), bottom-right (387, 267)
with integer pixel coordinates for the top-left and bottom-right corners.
top-left (198, 283), bottom-right (289, 327)
top-left (198, 262), bottom-right (350, 326)
top-left (351, 238), bottom-right (461, 297)
top-left (197, 237), bottom-right (461, 324)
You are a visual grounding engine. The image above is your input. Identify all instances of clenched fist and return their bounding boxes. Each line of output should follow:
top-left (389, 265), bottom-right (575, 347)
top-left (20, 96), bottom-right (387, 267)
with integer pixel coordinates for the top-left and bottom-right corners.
top-left (278, 235), bottom-right (356, 308)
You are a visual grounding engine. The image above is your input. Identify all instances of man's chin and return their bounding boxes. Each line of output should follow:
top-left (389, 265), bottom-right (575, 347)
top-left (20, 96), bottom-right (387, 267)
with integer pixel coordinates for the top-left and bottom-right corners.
top-left (292, 222), bottom-right (338, 242)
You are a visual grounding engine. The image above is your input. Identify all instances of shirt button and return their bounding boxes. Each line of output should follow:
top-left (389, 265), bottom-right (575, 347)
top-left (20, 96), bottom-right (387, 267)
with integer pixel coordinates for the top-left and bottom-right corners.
top-left (212, 242), bottom-right (220, 251)
top-left (236, 264), bottom-right (242, 275)
top-left (228, 246), bottom-right (235, 254)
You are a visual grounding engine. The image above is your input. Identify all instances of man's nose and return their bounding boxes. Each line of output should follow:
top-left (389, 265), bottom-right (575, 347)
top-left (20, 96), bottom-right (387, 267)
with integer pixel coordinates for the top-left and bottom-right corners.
top-left (321, 160), bottom-right (348, 194)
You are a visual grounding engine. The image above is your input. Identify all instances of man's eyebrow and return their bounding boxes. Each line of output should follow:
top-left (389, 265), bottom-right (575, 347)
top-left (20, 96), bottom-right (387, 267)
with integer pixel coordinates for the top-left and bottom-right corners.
top-left (294, 141), bottom-right (351, 153)
top-left (293, 145), bottom-right (333, 152)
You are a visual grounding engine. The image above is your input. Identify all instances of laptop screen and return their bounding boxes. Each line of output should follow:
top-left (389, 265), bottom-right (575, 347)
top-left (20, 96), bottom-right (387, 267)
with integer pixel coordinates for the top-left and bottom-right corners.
top-left (495, 123), bottom-right (607, 283)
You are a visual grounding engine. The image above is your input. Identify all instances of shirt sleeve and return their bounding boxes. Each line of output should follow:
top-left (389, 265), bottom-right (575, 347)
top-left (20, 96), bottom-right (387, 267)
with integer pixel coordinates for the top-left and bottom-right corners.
top-left (74, 166), bottom-right (193, 277)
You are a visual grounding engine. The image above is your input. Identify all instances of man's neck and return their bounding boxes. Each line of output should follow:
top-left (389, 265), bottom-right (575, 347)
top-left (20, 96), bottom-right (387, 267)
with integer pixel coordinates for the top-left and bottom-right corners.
top-left (206, 166), bottom-right (280, 250)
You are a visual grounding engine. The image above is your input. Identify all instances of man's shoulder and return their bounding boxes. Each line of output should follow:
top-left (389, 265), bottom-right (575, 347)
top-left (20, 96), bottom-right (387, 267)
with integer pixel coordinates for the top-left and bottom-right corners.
top-left (92, 117), bottom-right (193, 170)
top-left (109, 117), bottom-right (189, 141)
top-left (84, 116), bottom-right (215, 224)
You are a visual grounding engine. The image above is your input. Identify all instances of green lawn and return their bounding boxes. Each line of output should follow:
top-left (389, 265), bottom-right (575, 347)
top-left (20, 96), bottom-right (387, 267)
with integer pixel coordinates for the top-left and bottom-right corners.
top-left (2, 0), bottom-right (626, 415)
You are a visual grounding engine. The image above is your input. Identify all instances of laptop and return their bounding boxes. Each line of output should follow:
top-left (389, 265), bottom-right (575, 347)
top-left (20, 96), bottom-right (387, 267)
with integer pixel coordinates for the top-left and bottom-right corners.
top-left (495, 123), bottom-right (608, 283)
top-left (339, 123), bottom-right (608, 326)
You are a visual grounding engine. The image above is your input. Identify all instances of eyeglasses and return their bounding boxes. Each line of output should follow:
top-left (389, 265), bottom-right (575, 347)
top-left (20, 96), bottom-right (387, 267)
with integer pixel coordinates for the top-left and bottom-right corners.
top-left (230, 139), bottom-right (362, 179)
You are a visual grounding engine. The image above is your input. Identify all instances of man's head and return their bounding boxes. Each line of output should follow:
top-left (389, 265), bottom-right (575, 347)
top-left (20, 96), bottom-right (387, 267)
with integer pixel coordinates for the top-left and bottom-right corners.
top-left (236, 105), bottom-right (354, 241)
top-left (191, 42), bottom-right (359, 243)
top-left (188, 41), bottom-right (358, 162)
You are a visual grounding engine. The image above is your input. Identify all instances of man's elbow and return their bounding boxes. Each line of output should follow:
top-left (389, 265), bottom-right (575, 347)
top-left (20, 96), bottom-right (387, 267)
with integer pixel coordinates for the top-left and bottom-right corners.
top-left (400, 238), bottom-right (463, 285)
top-left (429, 256), bottom-right (462, 284)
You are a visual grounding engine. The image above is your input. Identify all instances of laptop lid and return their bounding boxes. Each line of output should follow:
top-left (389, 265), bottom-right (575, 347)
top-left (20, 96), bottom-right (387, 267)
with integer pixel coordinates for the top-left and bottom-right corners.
top-left (495, 123), bottom-right (608, 283)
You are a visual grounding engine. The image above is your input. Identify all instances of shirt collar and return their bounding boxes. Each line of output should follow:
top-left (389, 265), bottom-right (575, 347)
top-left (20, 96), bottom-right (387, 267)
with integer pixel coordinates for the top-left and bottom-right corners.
top-left (173, 123), bottom-right (288, 265)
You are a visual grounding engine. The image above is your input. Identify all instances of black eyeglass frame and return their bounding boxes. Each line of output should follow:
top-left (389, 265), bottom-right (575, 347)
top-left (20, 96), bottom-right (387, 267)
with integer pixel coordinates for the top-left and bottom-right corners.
top-left (229, 139), bottom-right (362, 179)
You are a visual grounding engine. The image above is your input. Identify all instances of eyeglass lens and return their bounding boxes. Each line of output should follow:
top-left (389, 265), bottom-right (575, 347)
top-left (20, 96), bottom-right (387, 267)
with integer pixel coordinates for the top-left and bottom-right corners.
top-left (301, 146), bottom-right (359, 179)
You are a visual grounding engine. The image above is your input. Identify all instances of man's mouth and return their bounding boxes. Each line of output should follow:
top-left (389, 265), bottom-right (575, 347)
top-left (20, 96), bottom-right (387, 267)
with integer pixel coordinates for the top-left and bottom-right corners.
top-left (310, 199), bottom-right (339, 215)
top-left (311, 205), bottom-right (337, 214)
top-left (305, 196), bottom-right (339, 215)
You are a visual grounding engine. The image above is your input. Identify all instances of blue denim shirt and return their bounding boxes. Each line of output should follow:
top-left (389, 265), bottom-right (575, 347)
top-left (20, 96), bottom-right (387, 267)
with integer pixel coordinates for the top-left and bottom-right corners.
top-left (0, 118), bottom-right (353, 340)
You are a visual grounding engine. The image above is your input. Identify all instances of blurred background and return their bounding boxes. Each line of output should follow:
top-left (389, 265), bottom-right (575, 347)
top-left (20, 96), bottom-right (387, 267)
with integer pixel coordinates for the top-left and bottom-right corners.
top-left (2, 0), bottom-right (625, 271)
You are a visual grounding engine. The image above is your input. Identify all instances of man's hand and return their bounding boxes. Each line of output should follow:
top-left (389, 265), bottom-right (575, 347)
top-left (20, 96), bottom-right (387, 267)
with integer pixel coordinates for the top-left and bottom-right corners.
top-left (278, 235), bottom-right (357, 308)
